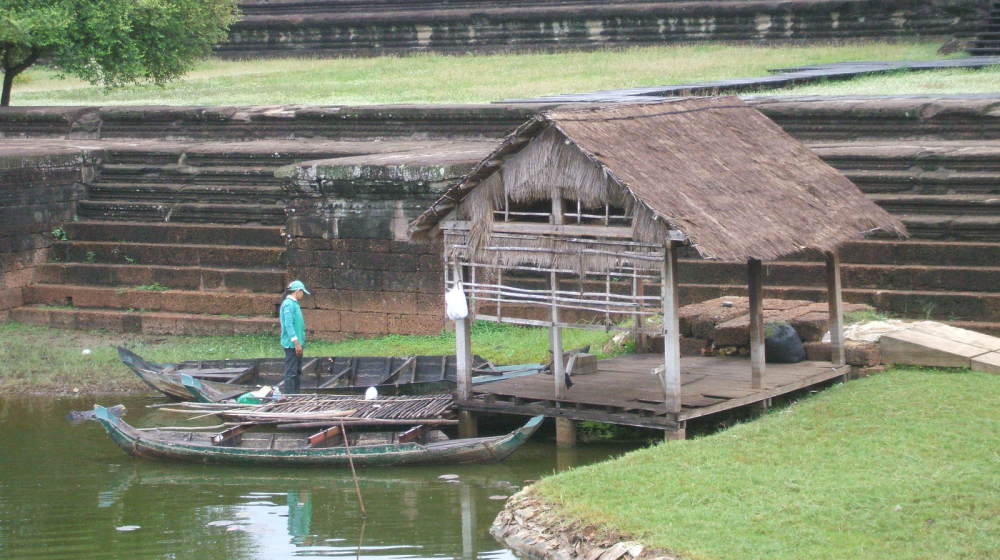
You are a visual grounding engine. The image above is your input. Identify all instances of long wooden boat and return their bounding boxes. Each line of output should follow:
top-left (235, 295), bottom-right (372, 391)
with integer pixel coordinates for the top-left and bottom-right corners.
top-left (120, 347), bottom-right (543, 402)
top-left (93, 405), bottom-right (542, 467)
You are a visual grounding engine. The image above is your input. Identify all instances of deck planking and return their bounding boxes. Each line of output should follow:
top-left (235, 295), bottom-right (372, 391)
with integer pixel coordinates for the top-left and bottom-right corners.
top-left (464, 354), bottom-right (849, 429)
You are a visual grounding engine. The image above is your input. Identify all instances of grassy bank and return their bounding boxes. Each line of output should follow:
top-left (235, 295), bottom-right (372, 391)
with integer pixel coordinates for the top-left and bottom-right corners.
top-left (10, 42), bottom-right (949, 105)
top-left (533, 368), bottom-right (999, 560)
top-left (0, 321), bottom-right (618, 394)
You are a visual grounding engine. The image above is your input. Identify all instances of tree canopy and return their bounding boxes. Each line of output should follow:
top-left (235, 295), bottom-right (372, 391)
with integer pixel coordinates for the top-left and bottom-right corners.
top-left (0, 0), bottom-right (238, 106)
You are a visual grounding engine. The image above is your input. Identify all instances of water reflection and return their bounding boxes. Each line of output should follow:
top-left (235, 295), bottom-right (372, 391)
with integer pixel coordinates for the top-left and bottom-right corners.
top-left (0, 396), bottom-right (638, 560)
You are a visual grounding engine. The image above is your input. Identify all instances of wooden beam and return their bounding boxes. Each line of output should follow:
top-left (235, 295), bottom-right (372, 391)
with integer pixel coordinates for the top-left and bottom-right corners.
top-left (826, 250), bottom-right (846, 367)
top-left (748, 258), bottom-right (765, 389)
top-left (661, 242), bottom-right (682, 415)
top-left (440, 219), bottom-right (687, 242)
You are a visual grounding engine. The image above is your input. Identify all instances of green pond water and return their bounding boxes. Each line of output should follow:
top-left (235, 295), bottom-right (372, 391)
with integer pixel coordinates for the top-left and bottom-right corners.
top-left (0, 396), bottom-right (634, 560)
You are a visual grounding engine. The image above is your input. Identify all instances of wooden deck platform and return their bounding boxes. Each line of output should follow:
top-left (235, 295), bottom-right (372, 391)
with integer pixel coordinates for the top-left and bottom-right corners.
top-left (459, 354), bottom-right (850, 430)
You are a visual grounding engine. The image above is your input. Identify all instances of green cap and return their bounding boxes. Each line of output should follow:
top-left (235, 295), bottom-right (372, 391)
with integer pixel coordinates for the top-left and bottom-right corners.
top-left (287, 280), bottom-right (310, 295)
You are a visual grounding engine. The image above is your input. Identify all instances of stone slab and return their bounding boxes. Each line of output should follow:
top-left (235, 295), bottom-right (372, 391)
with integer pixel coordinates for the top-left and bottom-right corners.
top-left (909, 322), bottom-right (1000, 353)
top-left (971, 352), bottom-right (1000, 374)
top-left (879, 328), bottom-right (986, 368)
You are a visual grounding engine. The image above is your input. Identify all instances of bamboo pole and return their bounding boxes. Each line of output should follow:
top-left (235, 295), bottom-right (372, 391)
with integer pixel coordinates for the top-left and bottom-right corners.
top-left (340, 421), bottom-right (367, 519)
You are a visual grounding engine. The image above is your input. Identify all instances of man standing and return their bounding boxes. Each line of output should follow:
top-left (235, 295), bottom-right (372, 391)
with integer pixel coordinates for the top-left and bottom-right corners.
top-left (280, 280), bottom-right (309, 393)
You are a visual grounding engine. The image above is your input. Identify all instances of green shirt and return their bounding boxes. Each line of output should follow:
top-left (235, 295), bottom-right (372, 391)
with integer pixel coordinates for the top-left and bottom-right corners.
top-left (279, 295), bottom-right (306, 349)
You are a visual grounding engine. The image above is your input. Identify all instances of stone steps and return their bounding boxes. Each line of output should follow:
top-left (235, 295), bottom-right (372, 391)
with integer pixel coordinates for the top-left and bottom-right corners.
top-left (216, 0), bottom-right (981, 58)
top-left (76, 200), bottom-right (286, 224)
top-left (777, 240), bottom-right (1000, 268)
top-left (870, 194), bottom-right (1000, 215)
top-left (896, 215), bottom-right (1000, 241)
top-left (752, 98), bottom-right (1000, 142)
top-left (678, 260), bottom-right (1000, 294)
top-left (9, 305), bottom-right (276, 336)
top-left (844, 170), bottom-right (1000, 195)
top-left (86, 182), bottom-right (286, 204)
top-left (63, 221), bottom-right (284, 247)
top-left (678, 283), bottom-right (1000, 327)
top-left (49, 241), bottom-right (285, 269)
top-left (98, 163), bottom-right (286, 186)
top-left (24, 284), bottom-right (280, 316)
top-left (35, 262), bottom-right (284, 293)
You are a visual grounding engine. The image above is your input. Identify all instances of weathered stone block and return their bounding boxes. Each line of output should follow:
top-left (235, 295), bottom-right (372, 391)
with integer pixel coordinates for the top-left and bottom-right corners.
top-left (678, 296), bottom-right (749, 338)
top-left (803, 341), bottom-right (832, 362)
top-left (304, 309), bottom-right (341, 333)
top-left (790, 311), bottom-right (829, 342)
top-left (845, 340), bottom-right (881, 367)
top-left (330, 268), bottom-right (382, 292)
top-left (340, 311), bottom-right (390, 334)
top-left (389, 313), bottom-right (444, 335)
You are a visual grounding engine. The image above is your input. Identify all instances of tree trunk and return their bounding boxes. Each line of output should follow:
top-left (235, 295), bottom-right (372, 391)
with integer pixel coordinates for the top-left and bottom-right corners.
top-left (2, 48), bottom-right (43, 107)
top-left (1, 71), bottom-right (15, 107)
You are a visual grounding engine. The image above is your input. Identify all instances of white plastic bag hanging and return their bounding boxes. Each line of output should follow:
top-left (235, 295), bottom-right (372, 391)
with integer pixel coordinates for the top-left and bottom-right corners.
top-left (445, 284), bottom-right (469, 321)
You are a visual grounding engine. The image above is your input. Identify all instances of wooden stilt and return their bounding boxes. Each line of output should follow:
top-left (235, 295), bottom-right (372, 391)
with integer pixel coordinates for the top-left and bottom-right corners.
top-left (748, 258), bottom-right (765, 390)
top-left (550, 272), bottom-right (566, 399)
top-left (665, 421), bottom-right (686, 441)
top-left (453, 263), bottom-right (477, 438)
top-left (661, 242), bottom-right (681, 415)
top-left (826, 250), bottom-right (846, 368)
top-left (632, 276), bottom-right (645, 352)
top-left (551, 194), bottom-right (566, 400)
top-left (555, 417), bottom-right (577, 448)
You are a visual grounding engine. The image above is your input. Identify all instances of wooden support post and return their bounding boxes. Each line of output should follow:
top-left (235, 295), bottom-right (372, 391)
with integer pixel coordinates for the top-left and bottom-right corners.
top-left (550, 193), bottom-right (566, 400)
top-left (665, 421), bottom-right (686, 441)
top-left (555, 417), bottom-right (577, 448)
top-left (748, 258), bottom-right (765, 390)
top-left (453, 264), bottom-right (477, 438)
top-left (632, 275), bottom-right (645, 352)
top-left (550, 271), bottom-right (566, 400)
top-left (661, 242), bottom-right (682, 415)
top-left (826, 250), bottom-right (846, 368)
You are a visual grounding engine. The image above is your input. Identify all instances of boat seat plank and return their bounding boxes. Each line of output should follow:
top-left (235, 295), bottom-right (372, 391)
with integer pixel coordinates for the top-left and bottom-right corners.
top-left (211, 423), bottom-right (254, 446)
top-left (398, 424), bottom-right (427, 444)
top-left (307, 425), bottom-right (342, 448)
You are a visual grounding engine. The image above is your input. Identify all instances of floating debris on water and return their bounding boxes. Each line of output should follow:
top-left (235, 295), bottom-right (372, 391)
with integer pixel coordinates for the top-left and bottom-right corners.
top-left (488, 495), bottom-right (509, 501)
top-left (438, 474), bottom-right (459, 480)
top-left (116, 525), bottom-right (140, 532)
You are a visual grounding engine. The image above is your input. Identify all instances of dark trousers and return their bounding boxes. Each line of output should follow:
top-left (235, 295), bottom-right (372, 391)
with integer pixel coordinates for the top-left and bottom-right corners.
top-left (283, 347), bottom-right (302, 393)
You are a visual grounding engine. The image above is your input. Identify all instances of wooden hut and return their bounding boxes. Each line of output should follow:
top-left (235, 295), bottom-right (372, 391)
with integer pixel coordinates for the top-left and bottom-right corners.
top-left (409, 96), bottom-right (906, 439)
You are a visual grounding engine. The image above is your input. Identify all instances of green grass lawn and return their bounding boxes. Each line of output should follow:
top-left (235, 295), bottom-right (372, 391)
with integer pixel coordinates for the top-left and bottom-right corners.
top-left (0, 320), bottom-right (619, 393)
top-left (533, 368), bottom-right (999, 560)
top-left (9, 42), bottom-right (951, 106)
top-left (753, 65), bottom-right (1000, 97)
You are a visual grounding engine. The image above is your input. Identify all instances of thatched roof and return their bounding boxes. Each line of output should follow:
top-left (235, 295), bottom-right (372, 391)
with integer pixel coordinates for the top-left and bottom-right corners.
top-left (409, 96), bottom-right (906, 263)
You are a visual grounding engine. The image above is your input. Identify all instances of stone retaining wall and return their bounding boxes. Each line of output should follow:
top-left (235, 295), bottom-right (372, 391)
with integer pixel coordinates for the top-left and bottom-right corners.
top-left (279, 147), bottom-right (489, 337)
top-left (0, 147), bottom-right (92, 317)
top-left (219, 0), bottom-right (986, 58)
top-left (2, 95), bottom-right (999, 336)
